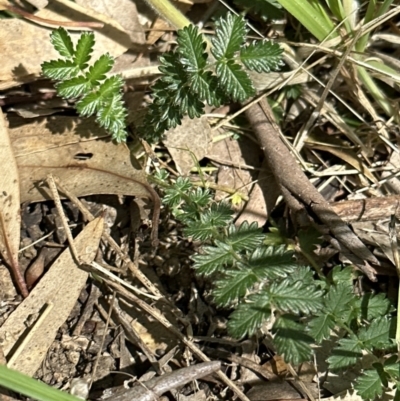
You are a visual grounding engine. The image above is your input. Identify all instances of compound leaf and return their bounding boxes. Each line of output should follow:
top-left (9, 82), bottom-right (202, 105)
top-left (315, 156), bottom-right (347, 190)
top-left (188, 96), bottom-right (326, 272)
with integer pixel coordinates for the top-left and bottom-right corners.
top-left (213, 270), bottom-right (259, 307)
top-left (50, 27), bottom-right (74, 59)
top-left (240, 40), bottom-right (284, 73)
top-left (98, 75), bottom-right (124, 98)
top-left (226, 221), bottom-right (264, 252)
top-left (308, 314), bottom-right (335, 343)
top-left (227, 294), bottom-right (271, 338)
top-left (96, 94), bottom-right (127, 142)
top-left (355, 368), bottom-right (384, 400)
top-left (212, 13), bottom-right (247, 59)
top-left (190, 71), bottom-right (221, 106)
top-left (76, 92), bottom-right (102, 116)
top-left (247, 246), bottom-right (297, 279)
top-left (216, 60), bottom-right (254, 102)
top-left (74, 32), bottom-right (95, 69)
top-left (273, 314), bottom-right (314, 365)
top-left (327, 336), bottom-right (363, 370)
top-left (87, 54), bottom-right (114, 84)
top-left (268, 280), bottom-right (323, 314)
top-left (41, 59), bottom-right (79, 80)
top-left (56, 76), bottom-right (91, 98)
top-left (360, 293), bottom-right (393, 321)
top-left (177, 24), bottom-right (207, 71)
top-left (325, 284), bottom-right (354, 317)
top-left (192, 242), bottom-right (234, 275)
top-left (358, 316), bottom-right (394, 350)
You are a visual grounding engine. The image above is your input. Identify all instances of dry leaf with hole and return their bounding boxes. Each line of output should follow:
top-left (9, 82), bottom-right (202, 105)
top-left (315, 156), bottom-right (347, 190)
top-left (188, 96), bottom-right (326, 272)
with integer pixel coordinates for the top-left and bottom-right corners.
top-left (0, 217), bottom-right (104, 376)
top-left (163, 116), bottom-right (212, 175)
top-left (208, 134), bottom-right (262, 214)
top-left (8, 115), bottom-right (153, 203)
top-left (0, 109), bottom-right (27, 297)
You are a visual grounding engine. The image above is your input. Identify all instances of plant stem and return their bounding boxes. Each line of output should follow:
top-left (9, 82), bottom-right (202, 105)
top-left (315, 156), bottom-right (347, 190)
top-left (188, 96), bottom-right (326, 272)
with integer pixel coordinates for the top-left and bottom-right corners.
top-left (142, 0), bottom-right (190, 30)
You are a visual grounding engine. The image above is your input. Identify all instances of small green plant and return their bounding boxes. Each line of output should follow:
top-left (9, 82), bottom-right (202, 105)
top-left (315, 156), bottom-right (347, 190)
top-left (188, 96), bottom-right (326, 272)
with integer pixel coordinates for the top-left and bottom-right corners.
top-left (156, 170), bottom-right (399, 400)
top-left (142, 12), bottom-right (284, 142)
top-left (41, 28), bottom-right (127, 142)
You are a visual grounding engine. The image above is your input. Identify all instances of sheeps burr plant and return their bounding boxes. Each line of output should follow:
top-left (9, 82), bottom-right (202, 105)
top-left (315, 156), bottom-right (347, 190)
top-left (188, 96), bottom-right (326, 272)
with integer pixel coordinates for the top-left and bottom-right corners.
top-left (156, 170), bottom-right (398, 401)
top-left (42, 13), bottom-right (284, 143)
top-left (41, 12), bottom-right (400, 400)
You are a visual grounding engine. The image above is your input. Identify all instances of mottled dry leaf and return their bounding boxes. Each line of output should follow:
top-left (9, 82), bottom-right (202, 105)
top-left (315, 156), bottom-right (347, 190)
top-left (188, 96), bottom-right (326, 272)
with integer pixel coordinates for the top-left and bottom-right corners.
top-left (163, 116), bottom-right (212, 175)
top-left (8, 116), bottom-right (153, 203)
top-left (0, 217), bottom-right (103, 376)
top-left (208, 135), bottom-right (262, 214)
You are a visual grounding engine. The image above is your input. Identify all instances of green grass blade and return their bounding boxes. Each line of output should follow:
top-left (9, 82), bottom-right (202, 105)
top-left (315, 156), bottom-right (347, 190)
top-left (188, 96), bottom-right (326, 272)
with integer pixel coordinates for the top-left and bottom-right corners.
top-left (0, 365), bottom-right (82, 401)
top-left (276, 0), bottom-right (337, 41)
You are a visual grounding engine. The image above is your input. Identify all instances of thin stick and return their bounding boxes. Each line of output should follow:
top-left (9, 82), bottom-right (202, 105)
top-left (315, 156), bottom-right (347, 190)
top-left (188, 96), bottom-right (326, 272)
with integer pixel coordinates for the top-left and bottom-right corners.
top-left (46, 174), bottom-right (80, 263)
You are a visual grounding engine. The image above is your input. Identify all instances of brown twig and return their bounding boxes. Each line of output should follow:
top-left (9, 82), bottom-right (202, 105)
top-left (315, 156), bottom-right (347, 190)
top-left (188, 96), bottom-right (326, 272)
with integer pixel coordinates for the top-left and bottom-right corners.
top-left (245, 98), bottom-right (379, 281)
top-left (0, 211), bottom-right (28, 298)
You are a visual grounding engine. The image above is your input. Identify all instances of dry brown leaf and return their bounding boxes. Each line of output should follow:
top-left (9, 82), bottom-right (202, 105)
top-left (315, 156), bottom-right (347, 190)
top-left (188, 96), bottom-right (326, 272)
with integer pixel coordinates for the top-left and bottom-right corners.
top-left (308, 143), bottom-right (377, 183)
top-left (208, 135), bottom-right (262, 214)
top-left (75, 0), bottom-right (145, 45)
top-left (235, 160), bottom-right (280, 227)
top-left (0, 110), bottom-right (27, 297)
top-left (8, 116), bottom-right (154, 203)
top-left (0, 2), bottom-right (129, 90)
top-left (163, 116), bottom-right (212, 175)
top-left (0, 217), bottom-right (104, 376)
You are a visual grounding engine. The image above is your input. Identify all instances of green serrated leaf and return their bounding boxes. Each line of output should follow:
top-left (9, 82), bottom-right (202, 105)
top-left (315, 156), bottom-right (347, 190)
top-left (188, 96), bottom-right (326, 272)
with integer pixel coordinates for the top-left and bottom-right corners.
top-left (246, 246), bottom-right (297, 279)
top-left (307, 314), bottom-right (335, 343)
top-left (184, 202), bottom-right (232, 240)
top-left (268, 280), bottom-right (323, 314)
top-left (324, 284), bottom-right (354, 317)
top-left (98, 76), bottom-right (125, 98)
top-left (74, 32), bottom-right (95, 69)
top-left (358, 316), bottom-right (395, 350)
top-left (329, 265), bottom-right (354, 286)
top-left (227, 294), bottom-right (271, 338)
top-left (86, 53), bottom-right (114, 84)
top-left (213, 270), bottom-right (259, 307)
top-left (355, 368), bottom-right (384, 400)
top-left (76, 92), bottom-right (102, 116)
top-left (327, 336), bottom-right (363, 370)
top-left (192, 242), bottom-right (234, 275)
top-left (96, 93), bottom-right (127, 142)
top-left (212, 13), bottom-right (247, 59)
top-left (56, 76), bottom-right (91, 98)
top-left (240, 40), bottom-right (284, 73)
top-left (360, 293), bottom-right (393, 321)
top-left (41, 59), bottom-right (79, 80)
top-left (50, 27), bottom-right (74, 59)
top-left (286, 265), bottom-right (318, 286)
top-left (226, 221), bottom-right (264, 252)
top-left (215, 60), bottom-right (255, 102)
top-left (190, 71), bottom-right (221, 106)
top-left (384, 355), bottom-right (400, 378)
top-left (177, 24), bottom-right (207, 72)
top-left (273, 314), bottom-right (314, 365)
